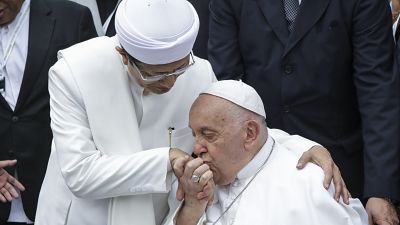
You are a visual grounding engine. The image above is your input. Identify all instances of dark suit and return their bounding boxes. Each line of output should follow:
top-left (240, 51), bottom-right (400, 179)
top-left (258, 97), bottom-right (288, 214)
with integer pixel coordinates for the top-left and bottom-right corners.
top-left (209, 0), bottom-right (400, 201)
top-left (0, 0), bottom-right (97, 222)
top-left (189, 0), bottom-right (210, 59)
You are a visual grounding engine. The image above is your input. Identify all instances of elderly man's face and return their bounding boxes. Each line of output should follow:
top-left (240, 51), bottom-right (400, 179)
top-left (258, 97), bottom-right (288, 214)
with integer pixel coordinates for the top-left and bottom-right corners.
top-left (0, 0), bottom-right (24, 26)
top-left (189, 95), bottom-right (249, 185)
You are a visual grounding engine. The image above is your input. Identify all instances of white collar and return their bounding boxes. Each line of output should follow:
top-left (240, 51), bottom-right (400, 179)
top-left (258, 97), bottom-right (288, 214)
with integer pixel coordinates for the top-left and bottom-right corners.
top-left (236, 135), bottom-right (274, 181)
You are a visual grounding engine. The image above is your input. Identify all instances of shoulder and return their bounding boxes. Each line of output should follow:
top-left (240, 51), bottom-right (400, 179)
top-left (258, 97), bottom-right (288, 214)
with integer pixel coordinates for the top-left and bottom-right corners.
top-left (40, 0), bottom-right (91, 14)
top-left (265, 143), bottom-right (326, 189)
top-left (180, 56), bottom-right (217, 85)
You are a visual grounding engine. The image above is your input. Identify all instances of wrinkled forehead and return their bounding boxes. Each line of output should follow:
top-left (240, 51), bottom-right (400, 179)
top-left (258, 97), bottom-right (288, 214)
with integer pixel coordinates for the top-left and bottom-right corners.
top-left (190, 95), bottom-right (234, 125)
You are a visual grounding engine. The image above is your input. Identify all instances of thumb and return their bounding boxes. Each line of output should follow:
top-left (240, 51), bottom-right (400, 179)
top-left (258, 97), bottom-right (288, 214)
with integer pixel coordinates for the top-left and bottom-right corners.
top-left (0, 160), bottom-right (17, 169)
top-left (296, 152), bottom-right (311, 169)
top-left (176, 183), bottom-right (185, 201)
top-left (367, 211), bottom-right (373, 225)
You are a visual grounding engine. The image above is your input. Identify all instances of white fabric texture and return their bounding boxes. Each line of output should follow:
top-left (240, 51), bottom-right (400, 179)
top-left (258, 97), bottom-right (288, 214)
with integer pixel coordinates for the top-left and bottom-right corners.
top-left (34, 36), bottom-right (322, 225)
top-left (201, 80), bottom-right (266, 118)
top-left (165, 140), bottom-right (368, 225)
top-left (115, 0), bottom-right (199, 64)
top-left (34, 36), bottom-right (216, 225)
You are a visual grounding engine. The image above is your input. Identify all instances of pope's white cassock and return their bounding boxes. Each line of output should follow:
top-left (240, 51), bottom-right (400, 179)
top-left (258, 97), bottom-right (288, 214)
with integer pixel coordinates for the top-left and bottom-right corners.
top-left (165, 136), bottom-right (368, 225)
top-left (34, 0), bottom-right (323, 224)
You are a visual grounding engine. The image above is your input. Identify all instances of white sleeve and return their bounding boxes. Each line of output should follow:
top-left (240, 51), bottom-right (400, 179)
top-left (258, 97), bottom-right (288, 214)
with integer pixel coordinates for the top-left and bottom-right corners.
top-left (49, 59), bottom-right (172, 199)
top-left (268, 128), bottom-right (320, 156)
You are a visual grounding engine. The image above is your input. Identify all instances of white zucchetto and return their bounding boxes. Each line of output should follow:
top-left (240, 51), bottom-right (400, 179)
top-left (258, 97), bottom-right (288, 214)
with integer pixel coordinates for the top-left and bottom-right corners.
top-left (201, 80), bottom-right (266, 118)
top-left (115, 0), bottom-right (199, 65)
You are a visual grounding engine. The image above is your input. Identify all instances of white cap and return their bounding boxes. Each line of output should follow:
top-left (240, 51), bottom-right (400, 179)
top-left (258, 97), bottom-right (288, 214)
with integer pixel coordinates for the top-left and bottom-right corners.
top-left (115, 0), bottom-right (199, 64)
top-left (201, 80), bottom-right (266, 118)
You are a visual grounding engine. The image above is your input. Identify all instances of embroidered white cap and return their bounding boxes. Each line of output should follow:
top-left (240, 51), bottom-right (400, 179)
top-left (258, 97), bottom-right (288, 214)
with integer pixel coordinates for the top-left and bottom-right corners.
top-left (201, 80), bottom-right (266, 118)
top-left (115, 0), bottom-right (199, 64)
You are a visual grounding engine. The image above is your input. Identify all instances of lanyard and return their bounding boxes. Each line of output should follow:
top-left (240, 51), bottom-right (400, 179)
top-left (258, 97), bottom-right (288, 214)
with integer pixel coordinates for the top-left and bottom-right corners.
top-left (102, 0), bottom-right (122, 34)
top-left (0, 4), bottom-right (30, 72)
top-left (0, 3), bottom-right (30, 95)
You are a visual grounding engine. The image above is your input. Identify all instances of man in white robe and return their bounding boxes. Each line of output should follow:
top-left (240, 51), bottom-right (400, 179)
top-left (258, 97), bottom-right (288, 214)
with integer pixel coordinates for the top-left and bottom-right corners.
top-left (34, 0), bottom-right (349, 225)
top-left (168, 80), bottom-right (369, 225)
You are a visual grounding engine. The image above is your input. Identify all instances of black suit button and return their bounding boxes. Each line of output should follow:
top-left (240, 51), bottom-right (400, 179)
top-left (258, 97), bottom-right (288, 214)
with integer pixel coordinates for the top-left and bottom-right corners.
top-left (284, 105), bottom-right (290, 113)
top-left (11, 116), bottom-right (19, 122)
top-left (8, 150), bottom-right (14, 157)
top-left (283, 64), bottom-right (294, 75)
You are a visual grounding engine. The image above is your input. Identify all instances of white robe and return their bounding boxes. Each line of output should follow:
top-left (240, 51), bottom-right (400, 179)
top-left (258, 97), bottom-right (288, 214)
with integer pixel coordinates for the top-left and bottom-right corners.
top-left (166, 137), bottom-right (368, 225)
top-left (35, 36), bottom-right (320, 225)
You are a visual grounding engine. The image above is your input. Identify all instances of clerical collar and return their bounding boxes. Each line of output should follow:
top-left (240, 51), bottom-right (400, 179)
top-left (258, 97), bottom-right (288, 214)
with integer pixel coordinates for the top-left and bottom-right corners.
top-left (236, 135), bottom-right (274, 181)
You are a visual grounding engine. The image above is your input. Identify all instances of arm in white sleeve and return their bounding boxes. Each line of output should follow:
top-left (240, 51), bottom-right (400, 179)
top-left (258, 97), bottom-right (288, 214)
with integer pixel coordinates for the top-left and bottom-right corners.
top-left (268, 128), bottom-right (320, 156)
top-left (49, 59), bottom-right (172, 199)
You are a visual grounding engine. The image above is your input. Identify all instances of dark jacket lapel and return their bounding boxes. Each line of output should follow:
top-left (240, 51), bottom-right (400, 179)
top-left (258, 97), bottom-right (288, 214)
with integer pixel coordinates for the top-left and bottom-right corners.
top-left (283, 0), bottom-right (331, 57)
top-left (255, 0), bottom-right (289, 45)
top-left (14, 0), bottom-right (55, 112)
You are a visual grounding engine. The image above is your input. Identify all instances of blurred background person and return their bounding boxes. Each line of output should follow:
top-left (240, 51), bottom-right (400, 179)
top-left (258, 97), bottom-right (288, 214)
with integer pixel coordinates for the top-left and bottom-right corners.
top-left (0, 0), bottom-right (96, 224)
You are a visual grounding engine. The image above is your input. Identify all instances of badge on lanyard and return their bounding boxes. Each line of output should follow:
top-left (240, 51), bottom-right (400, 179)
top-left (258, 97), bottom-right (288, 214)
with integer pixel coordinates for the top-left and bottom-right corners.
top-left (0, 76), bottom-right (5, 95)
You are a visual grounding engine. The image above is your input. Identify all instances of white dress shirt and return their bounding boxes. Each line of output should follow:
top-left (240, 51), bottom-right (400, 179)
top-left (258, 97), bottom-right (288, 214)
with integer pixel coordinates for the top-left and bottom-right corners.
top-left (0, 0), bottom-right (29, 111)
top-left (0, 0), bottom-right (33, 223)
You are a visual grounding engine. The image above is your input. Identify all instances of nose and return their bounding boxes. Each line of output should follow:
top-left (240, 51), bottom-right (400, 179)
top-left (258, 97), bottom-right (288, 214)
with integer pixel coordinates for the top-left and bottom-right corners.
top-left (194, 141), bottom-right (207, 158)
top-left (159, 75), bottom-right (177, 88)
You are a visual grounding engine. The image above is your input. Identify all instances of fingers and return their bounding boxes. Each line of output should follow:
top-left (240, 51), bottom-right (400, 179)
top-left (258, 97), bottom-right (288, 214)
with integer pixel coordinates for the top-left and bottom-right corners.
top-left (8, 176), bottom-right (25, 192)
top-left (0, 186), bottom-right (13, 202)
top-left (322, 161), bottom-right (334, 189)
top-left (374, 221), bottom-right (392, 225)
top-left (296, 151), bottom-right (311, 169)
top-left (367, 211), bottom-right (373, 225)
top-left (193, 164), bottom-right (210, 181)
top-left (0, 193), bottom-right (6, 203)
top-left (182, 158), bottom-right (204, 180)
top-left (340, 178), bottom-right (350, 205)
top-left (331, 165), bottom-right (346, 202)
top-left (0, 160), bottom-right (17, 169)
top-left (176, 183), bottom-right (185, 201)
top-left (196, 170), bottom-right (213, 200)
top-left (173, 155), bottom-right (191, 178)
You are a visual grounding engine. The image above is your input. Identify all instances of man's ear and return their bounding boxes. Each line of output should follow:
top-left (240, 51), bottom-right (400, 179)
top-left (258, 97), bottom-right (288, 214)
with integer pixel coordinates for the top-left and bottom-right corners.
top-left (115, 46), bottom-right (129, 65)
top-left (244, 120), bottom-right (260, 148)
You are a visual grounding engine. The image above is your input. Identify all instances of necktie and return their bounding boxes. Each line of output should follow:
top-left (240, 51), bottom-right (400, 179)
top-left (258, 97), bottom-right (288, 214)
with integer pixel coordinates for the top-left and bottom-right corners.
top-left (283, 0), bottom-right (300, 32)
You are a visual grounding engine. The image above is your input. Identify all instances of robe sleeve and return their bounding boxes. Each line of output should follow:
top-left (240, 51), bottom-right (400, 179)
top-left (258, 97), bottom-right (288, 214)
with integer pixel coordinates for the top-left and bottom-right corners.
top-left (48, 58), bottom-right (173, 199)
top-left (268, 128), bottom-right (320, 156)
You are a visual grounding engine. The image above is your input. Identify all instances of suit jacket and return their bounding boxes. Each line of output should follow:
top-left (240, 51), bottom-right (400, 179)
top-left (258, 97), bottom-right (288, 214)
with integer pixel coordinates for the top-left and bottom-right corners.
top-left (188, 0), bottom-right (210, 59)
top-left (0, 0), bottom-right (97, 222)
top-left (67, 0), bottom-right (117, 36)
top-left (68, 0), bottom-right (104, 36)
top-left (209, 0), bottom-right (400, 200)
